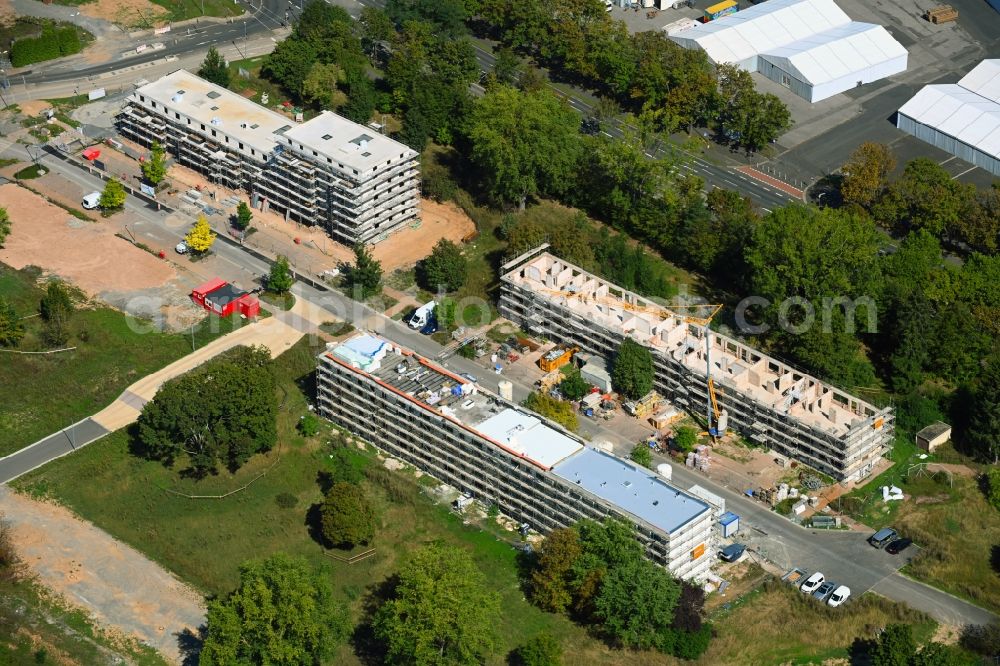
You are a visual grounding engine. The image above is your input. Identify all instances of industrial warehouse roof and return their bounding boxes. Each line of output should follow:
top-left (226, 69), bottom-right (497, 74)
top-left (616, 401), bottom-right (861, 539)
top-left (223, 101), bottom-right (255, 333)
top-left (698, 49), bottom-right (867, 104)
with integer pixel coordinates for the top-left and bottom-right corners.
top-left (552, 448), bottom-right (711, 534)
top-left (898, 60), bottom-right (1000, 158)
top-left (132, 70), bottom-right (415, 172)
top-left (760, 23), bottom-right (906, 86)
top-left (476, 409), bottom-right (583, 469)
top-left (670, 0), bottom-right (906, 86)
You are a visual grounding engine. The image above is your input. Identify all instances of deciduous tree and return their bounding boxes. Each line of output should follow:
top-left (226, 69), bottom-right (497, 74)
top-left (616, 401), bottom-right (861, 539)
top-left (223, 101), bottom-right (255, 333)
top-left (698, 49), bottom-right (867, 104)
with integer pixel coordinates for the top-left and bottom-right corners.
top-left (135, 345), bottom-right (277, 473)
top-left (0, 206), bottom-right (9, 247)
top-left (840, 142), bottom-right (896, 209)
top-left (99, 178), bottom-right (126, 212)
top-left (319, 481), bottom-right (377, 548)
top-left (344, 243), bottom-right (383, 299)
top-left (673, 426), bottom-right (698, 453)
top-left (373, 543), bottom-right (500, 665)
top-left (268, 255), bottom-right (294, 294)
top-left (523, 391), bottom-right (578, 432)
top-left (185, 215), bottom-right (216, 254)
top-left (594, 556), bottom-right (681, 650)
top-left (420, 239), bottom-right (467, 292)
top-left (559, 371), bottom-right (591, 401)
top-left (530, 528), bottom-right (581, 613)
top-left (140, 141), bottom-right (167, 185)
top-left (302, 62), bottom-right (348, 110)
top-left (234, 201), bottom-right (253, 231)
top-left (0, 297), bottom-right (24, 348)
top-left (468, 85), bottom-right (582, 209)
top-left (200, 553), bottom-right (350, 666)
top-left (513, 634), bottom-right (563, 666)
top-left (198, 46), bottom-right (230, 88)
top-left (630, 442), bottom-right (652, 468)
top-left (612, 337), bottom-right (653, 400)
top-left (870, 624), bottom-right (916, 666)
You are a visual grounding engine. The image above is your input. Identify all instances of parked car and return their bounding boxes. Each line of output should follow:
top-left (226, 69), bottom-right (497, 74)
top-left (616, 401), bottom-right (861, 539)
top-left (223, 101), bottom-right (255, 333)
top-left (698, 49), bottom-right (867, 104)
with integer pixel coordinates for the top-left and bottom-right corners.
top-left (886, 538), bottom-right (913, 555)
top-left (869, 527), bottom-right (898, 549)
top-left (420, 316), bottom-right (438, 336)
top-left (718, 543), bottom-right (746, 563)
top-left (800, 572), bottom-right (824, 594)
top-left (827, 585), bottom-right (851, 607)
top-left (812, 581), bottom-right (837, 602)
top-left (460, 373), bottom-right (478, 384)
top-left (81, 192), bottom-right (101, 209)
top-left (174, 241), bottom-right (189, 254)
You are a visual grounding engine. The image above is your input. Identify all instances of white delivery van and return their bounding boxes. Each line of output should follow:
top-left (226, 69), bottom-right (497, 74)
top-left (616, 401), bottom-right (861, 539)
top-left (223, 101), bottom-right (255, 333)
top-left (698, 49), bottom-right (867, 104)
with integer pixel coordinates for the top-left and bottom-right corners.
top-left (81, 192), bottom-right (101, 209)
top-left (408, 301), bottom-right (437, 330)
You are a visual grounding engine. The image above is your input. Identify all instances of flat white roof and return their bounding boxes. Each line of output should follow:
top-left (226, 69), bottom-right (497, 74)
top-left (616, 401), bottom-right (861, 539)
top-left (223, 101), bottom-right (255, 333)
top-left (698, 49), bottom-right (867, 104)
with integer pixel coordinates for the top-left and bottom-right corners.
top-left (761, 23), bottom-right (906, 85)
top-left (671, 0), bottom-right (850, 64)
top-left (898, 61), bottom-right (1000, 157)
top-left (552, 448), bottom-right (711, 534)
top-left (134, 69), bottom-right (292, 156)
top-left (133, 70), bottom-right (416, 172)
top-left (476, 409), bottom-right (584, 469)
top-left (670, 0), bottom-right (906, 87)
top-left (284, 111), bottom-right (417, 176)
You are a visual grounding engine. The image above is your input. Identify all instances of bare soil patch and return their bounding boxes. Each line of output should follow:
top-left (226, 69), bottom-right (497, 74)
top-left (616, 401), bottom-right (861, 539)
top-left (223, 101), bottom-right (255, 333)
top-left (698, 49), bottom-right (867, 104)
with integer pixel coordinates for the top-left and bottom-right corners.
top-left (372, 198), bottom-right (476, 271)
top-left (80, 0), bottom-right (169, 27)
top-left (0, 183), bottom-right (175, 297)
top-left (0, 486), bottom-right (205, 664)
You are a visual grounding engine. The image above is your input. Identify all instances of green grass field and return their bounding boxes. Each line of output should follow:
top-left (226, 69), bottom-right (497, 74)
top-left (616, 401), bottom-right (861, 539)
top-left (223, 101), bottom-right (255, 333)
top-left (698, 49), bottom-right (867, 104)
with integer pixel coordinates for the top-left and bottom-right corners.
top-left (0, 264), bottom-right (253, 457)
top-left (149, 0), bottom-right (243, 21)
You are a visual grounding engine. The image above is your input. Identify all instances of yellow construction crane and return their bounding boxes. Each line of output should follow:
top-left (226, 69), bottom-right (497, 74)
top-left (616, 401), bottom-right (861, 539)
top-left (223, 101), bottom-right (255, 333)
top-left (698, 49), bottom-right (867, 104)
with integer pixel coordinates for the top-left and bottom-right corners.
top-left (539, 287), bottom-right (725, 435)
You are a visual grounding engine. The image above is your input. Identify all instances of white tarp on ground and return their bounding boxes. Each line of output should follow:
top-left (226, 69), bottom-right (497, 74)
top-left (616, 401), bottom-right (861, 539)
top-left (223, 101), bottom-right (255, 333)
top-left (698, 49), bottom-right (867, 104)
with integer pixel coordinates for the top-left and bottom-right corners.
top-left (669, 0), bottom-right (907, 100)
top-left (897, 61), bottom-right (1000, 159)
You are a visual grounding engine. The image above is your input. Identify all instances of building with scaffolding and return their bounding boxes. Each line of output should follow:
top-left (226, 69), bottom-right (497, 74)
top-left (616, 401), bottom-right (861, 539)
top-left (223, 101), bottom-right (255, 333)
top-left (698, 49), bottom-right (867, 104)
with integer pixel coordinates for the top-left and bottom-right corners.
top-left (316, 333), bottom-right (716, 580)
top-left (498, 247), bottom-right (894, 482)
top-left (115, 70), bottom-right (419, 245)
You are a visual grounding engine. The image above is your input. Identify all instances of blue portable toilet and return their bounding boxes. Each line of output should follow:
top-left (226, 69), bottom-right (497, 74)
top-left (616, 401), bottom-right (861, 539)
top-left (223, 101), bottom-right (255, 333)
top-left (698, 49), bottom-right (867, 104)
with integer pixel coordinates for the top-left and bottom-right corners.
top-left (719, 512), bottom-right (740, 538)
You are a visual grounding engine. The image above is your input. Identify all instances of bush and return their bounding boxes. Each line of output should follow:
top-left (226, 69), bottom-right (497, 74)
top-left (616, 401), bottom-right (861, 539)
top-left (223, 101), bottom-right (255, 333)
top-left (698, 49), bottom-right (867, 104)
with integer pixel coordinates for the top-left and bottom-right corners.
top-left (319, 482), bottom-right (377, 548)
top-left (298, 412), bottom-right (321, 437)
top-left (512, 634), bottom-right (562, 666)
top-left (986, 468), bottom-right (1000, 511)
top-left (274, 492), bottom-right (298, 509)
top-left (673, 426), bottom-right (698, 453)
top-left (631, 442), bottom-right (652, 468)
top-left (11, 25), bottom-right (85, 67)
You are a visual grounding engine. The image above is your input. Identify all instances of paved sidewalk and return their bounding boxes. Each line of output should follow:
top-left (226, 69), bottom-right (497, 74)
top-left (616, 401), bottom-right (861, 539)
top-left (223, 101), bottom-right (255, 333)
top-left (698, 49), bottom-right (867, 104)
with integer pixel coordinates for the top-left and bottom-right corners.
top-left (735, 165), bottom-right (806, 199)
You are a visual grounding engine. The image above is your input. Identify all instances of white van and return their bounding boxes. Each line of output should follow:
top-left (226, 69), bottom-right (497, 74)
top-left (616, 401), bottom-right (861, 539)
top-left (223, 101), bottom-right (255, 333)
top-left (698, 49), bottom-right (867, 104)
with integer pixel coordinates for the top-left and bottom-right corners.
top-left (81, 192), bottom-right (101, 209)
top-left (408, 301), bottom-right (437, 330)
top-left (605, 0), bottom-right (613, 10)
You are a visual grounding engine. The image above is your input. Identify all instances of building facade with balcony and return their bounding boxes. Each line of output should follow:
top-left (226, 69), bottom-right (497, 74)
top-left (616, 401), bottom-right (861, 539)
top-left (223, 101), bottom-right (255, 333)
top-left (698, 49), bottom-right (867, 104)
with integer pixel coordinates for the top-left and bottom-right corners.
top-left (116, 70), bottom-right (419, 245)
top-left (316, 333), bottom-right (716, 581)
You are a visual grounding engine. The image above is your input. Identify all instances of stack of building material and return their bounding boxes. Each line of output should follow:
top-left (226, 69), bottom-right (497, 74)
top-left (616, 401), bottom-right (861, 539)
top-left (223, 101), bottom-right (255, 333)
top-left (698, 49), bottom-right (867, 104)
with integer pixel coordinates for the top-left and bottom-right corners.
top-left (923, 5), bottom-right (958, 23)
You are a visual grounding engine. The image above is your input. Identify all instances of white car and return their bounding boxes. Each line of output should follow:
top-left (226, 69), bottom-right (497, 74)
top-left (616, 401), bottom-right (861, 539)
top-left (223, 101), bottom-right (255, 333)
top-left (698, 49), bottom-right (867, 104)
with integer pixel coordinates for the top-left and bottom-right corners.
top-left (175, 241), bottom-right (189, 254)
top-left (800, 572), bottom-right (824, 594)
top-left (81, 192), bottom-right (101, 209)
top-left (827, 585), bottom-right (851, 607)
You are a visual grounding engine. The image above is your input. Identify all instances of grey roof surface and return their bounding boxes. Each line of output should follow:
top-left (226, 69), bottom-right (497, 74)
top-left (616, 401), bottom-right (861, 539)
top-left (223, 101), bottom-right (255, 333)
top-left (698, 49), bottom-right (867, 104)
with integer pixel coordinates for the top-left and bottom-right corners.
top-left (283, 111), bottom-right (417, 176)
top-left (916, 421), bottom-right (952, 440)
top-left (552, 448), bottom-right (710, 534)
top-left (476, 409), bottom-right (583, 469)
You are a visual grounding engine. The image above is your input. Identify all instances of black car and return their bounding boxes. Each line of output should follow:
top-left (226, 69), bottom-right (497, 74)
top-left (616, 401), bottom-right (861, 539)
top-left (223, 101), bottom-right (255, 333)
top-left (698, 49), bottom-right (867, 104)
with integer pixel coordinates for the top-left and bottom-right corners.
top-left (885, 538), bottom-right (913, 555)
top-left (718, 543), bottom-right (746, 562)
top-left (580, 118), bottom-right (601, 136)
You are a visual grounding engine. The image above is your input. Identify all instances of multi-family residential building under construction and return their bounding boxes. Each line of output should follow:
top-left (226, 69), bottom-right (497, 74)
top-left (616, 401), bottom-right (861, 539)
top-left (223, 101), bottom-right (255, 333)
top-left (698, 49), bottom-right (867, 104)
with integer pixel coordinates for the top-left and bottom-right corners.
top-left (499, 246), bottom-right (894, 482)
top-left (316, 334), bottom-right (717, 580)
top-left (115, 69), bottom-right (420, 245)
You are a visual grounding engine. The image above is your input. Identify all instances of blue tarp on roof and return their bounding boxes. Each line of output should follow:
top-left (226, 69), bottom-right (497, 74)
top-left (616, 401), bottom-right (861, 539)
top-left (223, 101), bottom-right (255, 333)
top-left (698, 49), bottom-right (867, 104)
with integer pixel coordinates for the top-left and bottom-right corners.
top-left (988, 0), bottom-right (1000, 13)
top-left (343, 335), bottom-right (387, 358)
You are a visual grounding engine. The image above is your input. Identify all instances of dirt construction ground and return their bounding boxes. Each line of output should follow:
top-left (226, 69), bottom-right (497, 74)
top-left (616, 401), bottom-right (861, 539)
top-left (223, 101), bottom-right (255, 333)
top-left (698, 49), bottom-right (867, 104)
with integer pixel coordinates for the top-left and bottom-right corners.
top-left (0, 487), bottom-right (205, 664)
top-left (0, 183), bottom-right (203, 330)
top-left (371, 199), bottom-right (476, 271)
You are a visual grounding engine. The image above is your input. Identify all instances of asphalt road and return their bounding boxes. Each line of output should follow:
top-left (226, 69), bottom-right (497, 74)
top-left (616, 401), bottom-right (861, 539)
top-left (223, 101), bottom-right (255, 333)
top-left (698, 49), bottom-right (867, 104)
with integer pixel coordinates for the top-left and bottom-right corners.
top-left (0, 418), bottom-right (109, 484)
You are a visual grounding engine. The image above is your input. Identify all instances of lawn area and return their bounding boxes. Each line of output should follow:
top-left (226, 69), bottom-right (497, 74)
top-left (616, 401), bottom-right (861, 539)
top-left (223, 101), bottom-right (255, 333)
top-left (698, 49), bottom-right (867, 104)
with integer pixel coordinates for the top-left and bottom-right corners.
top-left (15, 338), bottom-right (660, 664)
top-left (700, 580), bottom-right (938, 665)
top-left (0, 577), bottom-right (168, 665)
top-left (0, 264), bottom-right (254, 456)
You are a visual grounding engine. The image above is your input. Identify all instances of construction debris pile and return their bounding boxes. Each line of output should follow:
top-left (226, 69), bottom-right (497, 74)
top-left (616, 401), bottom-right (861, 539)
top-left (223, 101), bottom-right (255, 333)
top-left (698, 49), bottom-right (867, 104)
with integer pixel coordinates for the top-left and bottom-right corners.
top-left (686, 445), bottom-right (711, 472)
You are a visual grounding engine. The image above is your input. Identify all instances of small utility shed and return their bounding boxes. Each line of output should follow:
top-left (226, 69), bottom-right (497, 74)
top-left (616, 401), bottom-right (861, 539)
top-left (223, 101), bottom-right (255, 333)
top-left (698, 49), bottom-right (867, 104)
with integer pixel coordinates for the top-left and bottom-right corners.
top-left (191, 278), bottom-right (260, 318)
top-left (916, 422), bottom-right (952, 452)
top-left (580, 356), bottom-right (613, 392)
